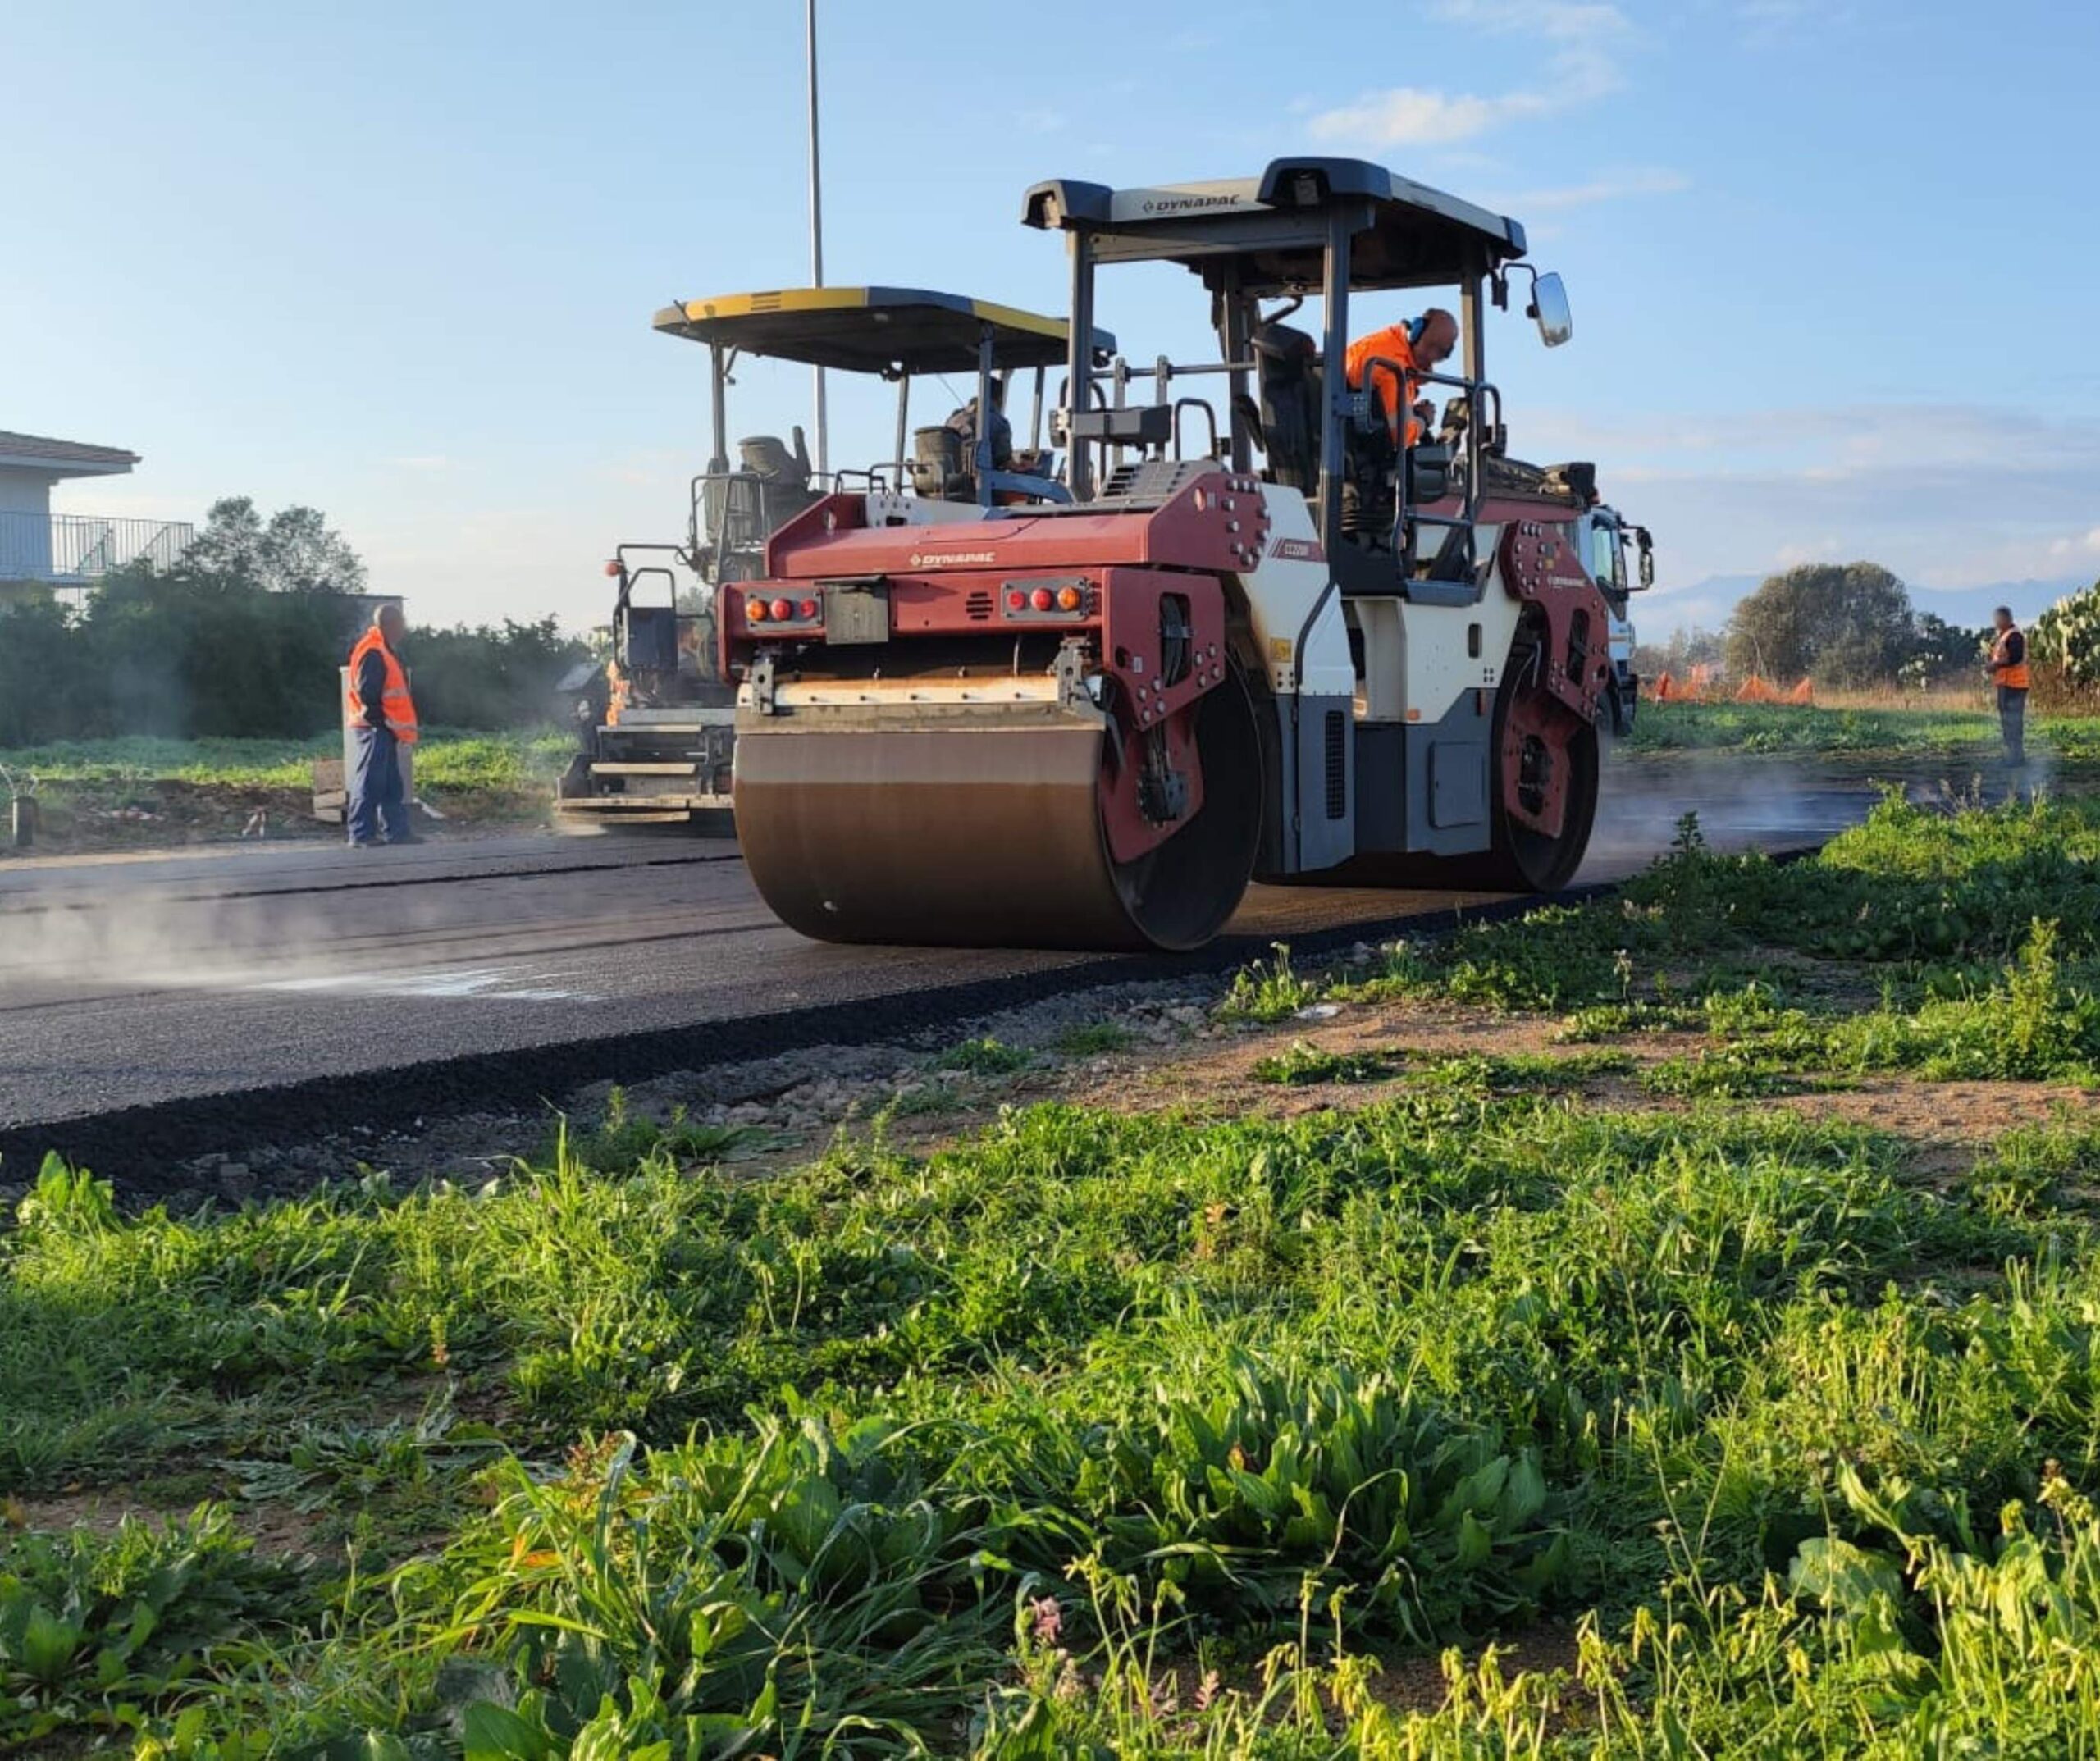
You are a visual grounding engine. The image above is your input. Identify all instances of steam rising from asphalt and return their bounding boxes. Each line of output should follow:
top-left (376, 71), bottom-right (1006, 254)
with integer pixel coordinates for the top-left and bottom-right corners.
top-left (1582, 744), bottom-right (2057, 881)
top-left (0, 749), bottom-right (2066, 1001)
top-left (0, 862), bottom-right (600, 1000)
top-left (1581, 751), bottom-right (1860, 876)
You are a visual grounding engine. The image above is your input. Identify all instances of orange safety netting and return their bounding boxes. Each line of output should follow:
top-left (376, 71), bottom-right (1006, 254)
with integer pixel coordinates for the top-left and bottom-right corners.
top-left (1648, 668), bottom-right (1814, 706)
top-left (1731, 673), bottom-right (1815, 705)
top-left (1650, 663), bottom-right (1717, 703)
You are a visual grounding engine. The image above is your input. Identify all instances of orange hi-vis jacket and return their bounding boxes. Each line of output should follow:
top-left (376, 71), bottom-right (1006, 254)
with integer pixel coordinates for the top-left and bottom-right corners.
top-left (344, 629), bottom-right (419, 743)
top-left (1344, 323), bottom-right (1426, 446)
top-left (1991, 627), bottom-right (2030, 691)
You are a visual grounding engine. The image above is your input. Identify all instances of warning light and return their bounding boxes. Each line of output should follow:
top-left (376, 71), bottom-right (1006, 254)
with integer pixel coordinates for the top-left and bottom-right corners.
top-left (746, 596), bottom-right (769, 622)
top-left (797, 598), bottom-right (819, 620)
top-left (603, 560), bottom-right (623, 577)
top-left (769, 597), bottom-right (793, 623)
top-left (1030, 586), bottom-right (1055, 612)
top-left (1056, 585), bottom-right (1083, 612)
top-left (1007, 590), bottom-right (1027, 611)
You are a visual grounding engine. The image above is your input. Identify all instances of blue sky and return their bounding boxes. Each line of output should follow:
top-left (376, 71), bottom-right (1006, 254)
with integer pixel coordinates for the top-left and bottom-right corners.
top-left (6, 0), bottom-right (2098, 636)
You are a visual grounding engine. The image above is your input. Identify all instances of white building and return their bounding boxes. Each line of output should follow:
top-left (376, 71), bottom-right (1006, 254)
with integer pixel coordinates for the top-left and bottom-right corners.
top-left (0, 430), bottom-right (194, 606)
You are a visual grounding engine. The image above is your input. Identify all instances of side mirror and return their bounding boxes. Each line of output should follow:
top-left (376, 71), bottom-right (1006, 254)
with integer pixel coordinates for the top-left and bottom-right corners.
top-left (1637, 528), bottom-right (1655, 590)
top-left (1530, 271), bottom-right (1573, 348)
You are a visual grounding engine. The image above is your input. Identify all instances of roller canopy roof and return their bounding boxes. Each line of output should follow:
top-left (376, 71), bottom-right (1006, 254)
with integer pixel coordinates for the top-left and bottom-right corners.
top-left (653, 286), bottom-right (1115, 374)
top-left (1021, 157), bottom-right (1529, 295)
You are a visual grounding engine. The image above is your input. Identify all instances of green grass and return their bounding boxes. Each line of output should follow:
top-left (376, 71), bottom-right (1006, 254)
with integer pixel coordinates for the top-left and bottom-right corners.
top-left (0, 730), bottom-right (574, 796)
top-left (1259, 792), bottom-right (2100, 1087)
top-left (1052, 1021), bottom-right (1137, 1057)
top-left (7, 1073), bottom-right (2100, 1751)
top-left (934, 1035), bottom-right (1034, 1077)
top-left (1625, 696), bottom-right (2100, 762)
top-left (1250, 1041), bottom-right (1399, 1084)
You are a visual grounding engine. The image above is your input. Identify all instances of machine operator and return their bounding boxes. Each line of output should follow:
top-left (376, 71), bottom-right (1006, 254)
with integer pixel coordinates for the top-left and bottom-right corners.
top-left (1344, 308), bottom-right (1459, 449)
top-left (944, 378), bottom-right (1014, 473)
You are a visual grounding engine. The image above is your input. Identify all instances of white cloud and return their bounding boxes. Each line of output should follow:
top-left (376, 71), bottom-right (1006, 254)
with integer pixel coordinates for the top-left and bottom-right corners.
top-left (1441, 0), bottom-right (1629, 37)
top-left (1518, 399), bottom-right (2100, 601)
top-left (1309, 0), bottom-right (1628, 145)
top-left (387, 455), bottom-right (454, 472)
top-left (1773, 537), bottom-right (1844, 568)
top-left (1733, 0), bottom-right (1857, 44)
top-left (1489, 167), bottom-right (1691, 211)
top-left (2044, 527), bottom-right (2100, 563)
top-left (1310, 86), bottom-right (1554, 146)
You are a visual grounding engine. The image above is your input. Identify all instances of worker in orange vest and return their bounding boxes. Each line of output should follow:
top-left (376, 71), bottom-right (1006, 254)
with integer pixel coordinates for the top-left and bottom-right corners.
top-left (344, 604), bottom-right (420, 847)
top-left (1987, 605), bottom-right (2029, 766)
top-left (1344, 308), bottom-right (1459, 449)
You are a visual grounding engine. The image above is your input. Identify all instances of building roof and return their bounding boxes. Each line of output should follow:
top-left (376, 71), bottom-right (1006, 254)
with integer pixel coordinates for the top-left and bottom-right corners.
top-left (0, 431), bottom-right (140, 477)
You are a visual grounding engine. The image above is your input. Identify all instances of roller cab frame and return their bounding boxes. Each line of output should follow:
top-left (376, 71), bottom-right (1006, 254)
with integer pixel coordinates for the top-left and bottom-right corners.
top-left (725, 161), bottom-right (1639, 950)
top-left (555, 287), bottom-right (1109, 830)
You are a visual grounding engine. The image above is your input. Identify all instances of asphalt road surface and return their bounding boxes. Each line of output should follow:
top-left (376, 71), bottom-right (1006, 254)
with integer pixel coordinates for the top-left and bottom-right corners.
top-left (0, 755), bottom-right (1878, 1160)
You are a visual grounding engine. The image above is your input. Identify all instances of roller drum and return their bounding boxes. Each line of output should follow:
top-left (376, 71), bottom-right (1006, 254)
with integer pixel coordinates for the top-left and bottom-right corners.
top-left (734, 682), bottom-right (1261, 952)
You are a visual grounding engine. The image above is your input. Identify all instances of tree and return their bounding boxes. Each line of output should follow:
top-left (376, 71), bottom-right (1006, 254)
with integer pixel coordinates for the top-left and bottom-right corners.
top-left (1632, 624), bottom-right (1724, 681)
top-left (1723, 562), bottom-right (1915, 687)
top-left (178, 496), bottom-right (368, 595)
top-left (1906, 611), bottom-right (1991, 688)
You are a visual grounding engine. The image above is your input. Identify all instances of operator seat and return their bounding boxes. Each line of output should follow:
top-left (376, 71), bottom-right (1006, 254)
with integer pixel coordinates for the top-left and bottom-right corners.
top-left (1249, 320), bottom-right (1322, 495)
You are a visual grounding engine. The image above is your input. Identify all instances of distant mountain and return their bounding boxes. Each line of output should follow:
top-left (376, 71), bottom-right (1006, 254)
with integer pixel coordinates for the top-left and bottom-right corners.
top-left (1910, 577), bottom-right (2089, 629)
top-left (1637, 572), bottom-right (2089, 638)
top-left (1636, 573), bottom-right (1760, 636)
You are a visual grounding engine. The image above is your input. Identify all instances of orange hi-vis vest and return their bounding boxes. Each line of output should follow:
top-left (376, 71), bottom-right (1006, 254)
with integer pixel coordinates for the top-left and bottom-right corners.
top-left (345, 629), bottom-right (419, 743)
top-left (1991, 627), bottom-right (2030, 691)
top-left (1344, 324), bottom-right (1426, 446)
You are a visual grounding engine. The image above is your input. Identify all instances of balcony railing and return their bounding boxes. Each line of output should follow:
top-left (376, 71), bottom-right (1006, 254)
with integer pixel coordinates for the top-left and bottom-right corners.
top-left (0, 511), bottom-right (196, 584)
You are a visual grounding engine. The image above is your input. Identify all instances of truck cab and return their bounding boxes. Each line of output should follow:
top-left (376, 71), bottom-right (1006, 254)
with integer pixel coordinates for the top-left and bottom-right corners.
top-left (1582, 504), bottom-right (1650, 736)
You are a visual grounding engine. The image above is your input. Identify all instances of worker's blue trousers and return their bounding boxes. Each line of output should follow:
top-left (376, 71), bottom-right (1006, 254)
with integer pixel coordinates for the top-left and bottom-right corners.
top-left (348, 725), bottom-right (409, 845)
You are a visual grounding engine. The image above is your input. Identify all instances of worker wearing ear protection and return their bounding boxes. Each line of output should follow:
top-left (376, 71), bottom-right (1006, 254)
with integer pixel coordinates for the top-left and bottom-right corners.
top-left (1344, 308), bottom-right (1459, 447)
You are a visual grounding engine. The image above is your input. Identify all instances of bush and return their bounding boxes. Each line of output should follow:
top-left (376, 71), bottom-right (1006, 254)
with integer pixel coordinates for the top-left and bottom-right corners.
top-left (388, 618), bottom-right (591, 732)
top-left (0, 567), bottom-right (588, 744)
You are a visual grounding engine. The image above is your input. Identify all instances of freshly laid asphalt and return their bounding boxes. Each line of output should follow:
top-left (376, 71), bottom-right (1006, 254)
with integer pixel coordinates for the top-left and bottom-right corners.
top-left (0, 755), bottom-right (1880, 1176)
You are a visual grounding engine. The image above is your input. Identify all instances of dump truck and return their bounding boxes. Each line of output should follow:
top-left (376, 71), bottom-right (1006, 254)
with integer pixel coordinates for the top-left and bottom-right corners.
top-left (721, 157), bottom-right (1641, 949)
top-left (555, 287), bottom-right (1110, 828)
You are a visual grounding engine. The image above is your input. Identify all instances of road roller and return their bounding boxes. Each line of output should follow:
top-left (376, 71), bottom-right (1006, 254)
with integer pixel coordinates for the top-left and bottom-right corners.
top-left (556, 287), bottom-right (1107, 828)
top-left (724, 157), bottom-right (1637, 951)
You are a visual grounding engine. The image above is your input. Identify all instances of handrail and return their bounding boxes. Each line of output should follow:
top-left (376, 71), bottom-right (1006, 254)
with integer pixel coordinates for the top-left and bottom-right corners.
top-left (1354, 356), bottom-right (1490, 587)
top-left (0, 512), bottom-right (197, 582)
top-left (1172, 398), bottom-right (1221, 461)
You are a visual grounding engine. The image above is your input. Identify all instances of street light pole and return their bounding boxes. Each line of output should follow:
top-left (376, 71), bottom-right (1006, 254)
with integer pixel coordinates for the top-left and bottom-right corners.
top-left (806, 0), bottom-right (828, 478)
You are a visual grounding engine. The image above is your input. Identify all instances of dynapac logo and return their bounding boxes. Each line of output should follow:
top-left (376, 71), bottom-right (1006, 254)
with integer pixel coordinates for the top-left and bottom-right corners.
top-left (906, 550), bottom-right (998, 568)
top-left (1141, 194), bottom-right (1245, 213)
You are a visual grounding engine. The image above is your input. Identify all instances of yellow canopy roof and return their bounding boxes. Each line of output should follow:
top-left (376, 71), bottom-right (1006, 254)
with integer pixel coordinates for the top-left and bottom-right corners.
top-left (652, 285), bottom-right (1112, 375)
